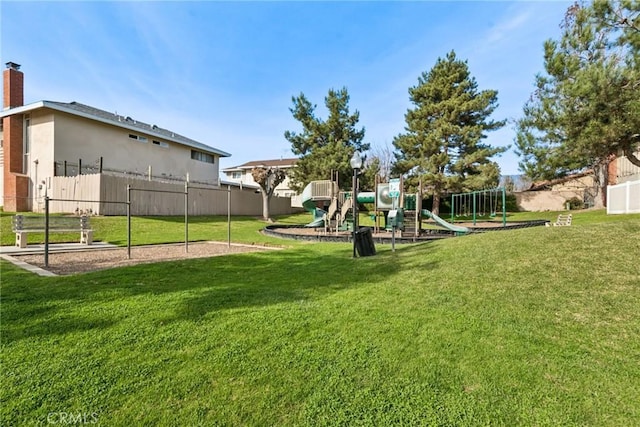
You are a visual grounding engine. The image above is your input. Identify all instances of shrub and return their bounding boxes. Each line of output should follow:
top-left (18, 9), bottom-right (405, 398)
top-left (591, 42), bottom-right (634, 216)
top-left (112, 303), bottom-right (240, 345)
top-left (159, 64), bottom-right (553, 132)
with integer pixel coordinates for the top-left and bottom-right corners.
top-left (500, 193), bottom-right (519, 212)
top-left (566, 197), bottom-right (584, 210)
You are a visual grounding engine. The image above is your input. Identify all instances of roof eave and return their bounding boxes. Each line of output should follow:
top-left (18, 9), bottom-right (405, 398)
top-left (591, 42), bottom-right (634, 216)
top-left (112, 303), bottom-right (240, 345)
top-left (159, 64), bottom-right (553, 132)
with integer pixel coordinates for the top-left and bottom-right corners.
top-left (1, 101), bottom-right (231, 158)
top-left (219, 179), bottom-right (260, 189)
top-left (226, 162), bottom-right (296, 171)
top-left (0, 101), bottom-right (46, 117)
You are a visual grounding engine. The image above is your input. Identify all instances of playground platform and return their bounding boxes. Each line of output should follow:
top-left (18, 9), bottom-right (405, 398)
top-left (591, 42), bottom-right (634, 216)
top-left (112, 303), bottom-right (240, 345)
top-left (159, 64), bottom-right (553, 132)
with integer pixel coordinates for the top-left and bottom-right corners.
top-left (263, 220), bottom-right (549, 244)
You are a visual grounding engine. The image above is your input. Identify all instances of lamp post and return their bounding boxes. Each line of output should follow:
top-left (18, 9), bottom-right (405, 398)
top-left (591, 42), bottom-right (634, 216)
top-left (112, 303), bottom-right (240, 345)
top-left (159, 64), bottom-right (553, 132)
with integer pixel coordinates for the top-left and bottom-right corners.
top-left (350, 151), bottom-right (363, 258)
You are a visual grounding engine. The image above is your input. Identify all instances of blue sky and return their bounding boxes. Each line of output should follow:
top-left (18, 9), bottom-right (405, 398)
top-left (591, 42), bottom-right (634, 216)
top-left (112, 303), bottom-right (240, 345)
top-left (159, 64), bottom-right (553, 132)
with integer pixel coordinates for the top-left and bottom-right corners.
top-left (1, 1), bottom-right (571, 175)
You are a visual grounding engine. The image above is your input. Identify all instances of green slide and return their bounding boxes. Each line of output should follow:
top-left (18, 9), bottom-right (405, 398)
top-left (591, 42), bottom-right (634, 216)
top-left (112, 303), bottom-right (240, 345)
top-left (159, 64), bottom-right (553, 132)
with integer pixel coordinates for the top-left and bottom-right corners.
top-left (305, 211), bottom-right (326, 228)
top-left (301, 182), bottom-right (328, 227)
top-left (421, 209), bottom-right (470, 234)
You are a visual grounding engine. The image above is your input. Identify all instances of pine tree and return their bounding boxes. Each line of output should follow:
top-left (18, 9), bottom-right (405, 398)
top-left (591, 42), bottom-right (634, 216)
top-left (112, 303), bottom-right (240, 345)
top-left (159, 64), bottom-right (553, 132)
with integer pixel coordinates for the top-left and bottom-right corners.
top-left (285, 88), bottom-right (369, 191)
top-left (515, 0), bottom-right (640, 182)
top-left (393, 51), bottom-right (506, 215)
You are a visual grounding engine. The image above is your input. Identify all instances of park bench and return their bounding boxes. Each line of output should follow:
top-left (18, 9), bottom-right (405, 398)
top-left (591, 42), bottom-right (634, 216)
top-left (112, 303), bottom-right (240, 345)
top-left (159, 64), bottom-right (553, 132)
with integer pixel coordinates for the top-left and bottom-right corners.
top-left (12, 215), bottom-right (93, 248)
top-left (552, 214), bottom-right (572, 227)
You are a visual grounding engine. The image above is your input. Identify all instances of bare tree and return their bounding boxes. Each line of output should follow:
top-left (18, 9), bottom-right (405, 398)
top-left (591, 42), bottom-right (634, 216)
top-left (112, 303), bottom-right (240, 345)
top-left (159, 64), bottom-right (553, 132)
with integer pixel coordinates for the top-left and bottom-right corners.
top-left (502, 176), bottom-right (516, 193)
top-left (251, 167), bottom-right (287, 221)
top-left (367, 142), bottom-right (395, 182)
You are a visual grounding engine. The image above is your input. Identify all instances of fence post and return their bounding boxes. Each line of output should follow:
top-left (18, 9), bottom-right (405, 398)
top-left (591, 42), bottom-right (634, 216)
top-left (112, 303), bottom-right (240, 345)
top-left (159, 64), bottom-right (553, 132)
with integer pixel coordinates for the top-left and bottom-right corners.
top-left (227, 185), bottom-right (231, 248)
top-left (127, 185), bottom-right (131, 259)
top-left (44, 196), bottom-right (50, 267)
top-left (472, 191), bottom-right (477, 225)
top-left (79, 158), bottom-right (82, 175)
top-left (502, 187), bottom-right (507, 227)
top-left (451, 194), bottom-right (455, 222)
top-left (99, 157), bottom-right (103, 173)
top-left (185, 181), bottom-right (189, 253)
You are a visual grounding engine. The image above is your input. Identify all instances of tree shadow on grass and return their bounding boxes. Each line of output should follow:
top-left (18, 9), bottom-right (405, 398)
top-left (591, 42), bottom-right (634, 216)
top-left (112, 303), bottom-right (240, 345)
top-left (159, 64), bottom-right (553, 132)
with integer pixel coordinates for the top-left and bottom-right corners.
top-left (98, 215), bottom-right (273, 246)
top-left (136, 215), bottom-right (261, 224)
top-left (2, 315), bottom-right (116, 344)
top-left (2, 243), bottom-right (440, 343)
top-left (162, 241), bottom-right (443, 322)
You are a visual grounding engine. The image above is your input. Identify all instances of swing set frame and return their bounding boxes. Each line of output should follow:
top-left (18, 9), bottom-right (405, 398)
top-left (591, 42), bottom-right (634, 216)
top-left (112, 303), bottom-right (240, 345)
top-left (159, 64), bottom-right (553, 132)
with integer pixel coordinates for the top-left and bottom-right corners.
top-left (450, 187), bottom-right (507, 226)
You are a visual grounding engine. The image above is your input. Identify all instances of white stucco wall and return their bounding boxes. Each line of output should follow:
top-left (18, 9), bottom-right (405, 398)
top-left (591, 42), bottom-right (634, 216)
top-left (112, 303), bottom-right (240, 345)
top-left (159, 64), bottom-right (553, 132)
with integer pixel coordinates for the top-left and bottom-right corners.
top-left (29, 112), bottom-right (56, 207)
top-left (224, 168), bottom-right (295, 196)
top-left (50, 111), bottom-right (220, 184)
top-left (224, 169), bottom-right (258, 186)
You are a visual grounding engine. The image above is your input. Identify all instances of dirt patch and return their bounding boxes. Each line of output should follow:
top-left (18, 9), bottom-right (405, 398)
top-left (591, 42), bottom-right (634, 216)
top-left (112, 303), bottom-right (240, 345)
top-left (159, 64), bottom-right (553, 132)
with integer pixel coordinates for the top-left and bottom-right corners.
top-left (14, 241), bottom-right (280, 276)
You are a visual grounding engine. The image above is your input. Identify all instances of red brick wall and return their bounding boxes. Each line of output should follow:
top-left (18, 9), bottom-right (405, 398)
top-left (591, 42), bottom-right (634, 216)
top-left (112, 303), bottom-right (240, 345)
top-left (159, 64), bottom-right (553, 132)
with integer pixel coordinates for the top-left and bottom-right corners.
top-left (3, 173), bottom-right (29, 212)
top-left (3, 66), bottom-right (28, 211)
top-left (3, 115), bottom-right (23, 174)
top-left (3, 67), bottom-right (24, 108)
top-left (607, 157), bottom-right (618, 186)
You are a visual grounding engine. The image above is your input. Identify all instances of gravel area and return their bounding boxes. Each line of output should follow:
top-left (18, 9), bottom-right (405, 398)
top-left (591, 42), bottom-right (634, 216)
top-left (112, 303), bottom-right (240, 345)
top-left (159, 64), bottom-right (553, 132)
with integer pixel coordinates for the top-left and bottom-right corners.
top-left (15, 241), bottom-right (280, 276)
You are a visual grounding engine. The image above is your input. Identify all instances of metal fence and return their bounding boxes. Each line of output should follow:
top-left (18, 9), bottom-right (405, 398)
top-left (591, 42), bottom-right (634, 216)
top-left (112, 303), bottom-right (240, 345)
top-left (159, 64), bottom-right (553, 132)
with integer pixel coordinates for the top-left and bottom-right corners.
top-left (38, 185), bottom-right (232, 267)
top-left (54, 157), bottom-right (219, 187)
top-left (607, 180), bottom-right (640, 214)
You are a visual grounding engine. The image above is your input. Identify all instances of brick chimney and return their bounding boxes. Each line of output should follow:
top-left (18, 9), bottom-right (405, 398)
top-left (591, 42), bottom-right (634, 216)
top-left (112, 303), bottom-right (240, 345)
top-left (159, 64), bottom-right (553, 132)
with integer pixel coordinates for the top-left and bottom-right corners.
top-left (3, 61), bottom-right (24, 109)
top-left (3, 61), bottom-right (29, 212)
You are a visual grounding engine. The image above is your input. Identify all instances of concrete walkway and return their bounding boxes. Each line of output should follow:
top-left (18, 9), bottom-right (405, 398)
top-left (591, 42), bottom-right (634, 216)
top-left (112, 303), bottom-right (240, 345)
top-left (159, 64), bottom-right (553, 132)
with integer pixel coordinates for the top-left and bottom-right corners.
top-left (0, 254), bottom-right (58, 277)
top-left (1, 242), bottom-right (118, 277)
top-left (0, 242), bottom-right (118, 256)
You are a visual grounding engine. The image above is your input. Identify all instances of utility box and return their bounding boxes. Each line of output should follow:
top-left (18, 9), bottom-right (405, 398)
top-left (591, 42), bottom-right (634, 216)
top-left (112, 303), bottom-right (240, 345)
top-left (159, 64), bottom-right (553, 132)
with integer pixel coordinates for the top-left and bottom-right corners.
top-left (355, 227), bottom-right (376, 257)
top-left (388, 209), bottom-right (404, 230)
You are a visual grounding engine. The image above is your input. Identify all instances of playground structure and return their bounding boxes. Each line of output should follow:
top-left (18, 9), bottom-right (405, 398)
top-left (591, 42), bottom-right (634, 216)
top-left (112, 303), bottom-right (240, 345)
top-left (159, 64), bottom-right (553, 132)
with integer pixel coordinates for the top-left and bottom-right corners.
top-left (300, 176), bottom-right (511, 237)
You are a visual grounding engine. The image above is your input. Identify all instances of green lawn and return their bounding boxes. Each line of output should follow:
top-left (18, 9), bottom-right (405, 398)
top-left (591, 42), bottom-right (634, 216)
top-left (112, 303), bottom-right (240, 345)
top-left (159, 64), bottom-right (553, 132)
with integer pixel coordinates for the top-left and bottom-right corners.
top-left (1, 211), bottom-right (640, 425)
top-left (0, 212), bottom-right (310, 247)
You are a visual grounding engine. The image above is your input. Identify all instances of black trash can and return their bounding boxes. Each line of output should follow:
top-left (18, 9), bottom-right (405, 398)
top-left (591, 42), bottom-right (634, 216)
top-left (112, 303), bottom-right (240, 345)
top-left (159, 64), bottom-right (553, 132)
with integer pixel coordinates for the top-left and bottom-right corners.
top-left (355, 227), bottom-right (376, 257)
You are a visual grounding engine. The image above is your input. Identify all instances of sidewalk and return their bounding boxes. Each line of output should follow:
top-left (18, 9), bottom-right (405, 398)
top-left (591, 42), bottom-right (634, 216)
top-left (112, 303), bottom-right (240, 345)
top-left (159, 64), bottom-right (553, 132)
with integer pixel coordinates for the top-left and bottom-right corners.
top-left (1, 242), bottom-right (119, 277)
top-left (0, 242), bottom-right (118, 256)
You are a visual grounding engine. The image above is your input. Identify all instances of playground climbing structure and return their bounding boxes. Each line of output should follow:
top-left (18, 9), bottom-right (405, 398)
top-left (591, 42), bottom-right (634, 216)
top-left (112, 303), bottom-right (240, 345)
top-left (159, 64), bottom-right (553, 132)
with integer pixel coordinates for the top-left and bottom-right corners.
top-left (300, 176), bottom-right (501, 236)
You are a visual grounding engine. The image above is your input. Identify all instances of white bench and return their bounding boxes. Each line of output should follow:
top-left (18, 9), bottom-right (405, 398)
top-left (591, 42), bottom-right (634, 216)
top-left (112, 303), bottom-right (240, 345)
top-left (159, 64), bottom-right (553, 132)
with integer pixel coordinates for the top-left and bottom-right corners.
top-left (12, 215), bottom-right (93, 248)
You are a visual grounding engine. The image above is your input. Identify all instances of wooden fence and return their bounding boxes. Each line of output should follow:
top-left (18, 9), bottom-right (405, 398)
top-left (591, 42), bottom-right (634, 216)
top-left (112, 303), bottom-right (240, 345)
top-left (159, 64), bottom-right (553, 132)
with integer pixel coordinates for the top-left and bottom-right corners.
top-left (50, 174), bottom-right (297, 216)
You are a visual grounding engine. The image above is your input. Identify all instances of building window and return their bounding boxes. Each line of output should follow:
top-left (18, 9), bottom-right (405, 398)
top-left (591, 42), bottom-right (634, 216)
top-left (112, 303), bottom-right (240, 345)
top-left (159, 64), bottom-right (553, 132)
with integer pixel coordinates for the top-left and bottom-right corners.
top-left (152, 140), bottom-right (169, 148)
top-left (191, 150), bottom-right (215, 164)
top-left (129, 134), bottom-right (147, 142)
top-left (231, 171), bottom-right (242, 179)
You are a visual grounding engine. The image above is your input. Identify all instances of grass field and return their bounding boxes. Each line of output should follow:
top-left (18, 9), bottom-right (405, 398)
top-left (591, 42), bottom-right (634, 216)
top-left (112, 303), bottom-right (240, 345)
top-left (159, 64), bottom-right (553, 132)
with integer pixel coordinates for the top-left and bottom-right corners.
top-left (1, 210), bottom-right (639, 425)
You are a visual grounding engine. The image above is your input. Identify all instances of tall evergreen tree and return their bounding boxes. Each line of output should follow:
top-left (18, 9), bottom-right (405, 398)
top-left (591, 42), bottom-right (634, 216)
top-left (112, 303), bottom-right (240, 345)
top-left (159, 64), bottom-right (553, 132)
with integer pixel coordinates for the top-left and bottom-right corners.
top-left (515, 0), bottom-right (640, 182)
top-left (393, 51), bottom-right (506, 215)
top-left (285, 88), bottom-right (369, 191)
